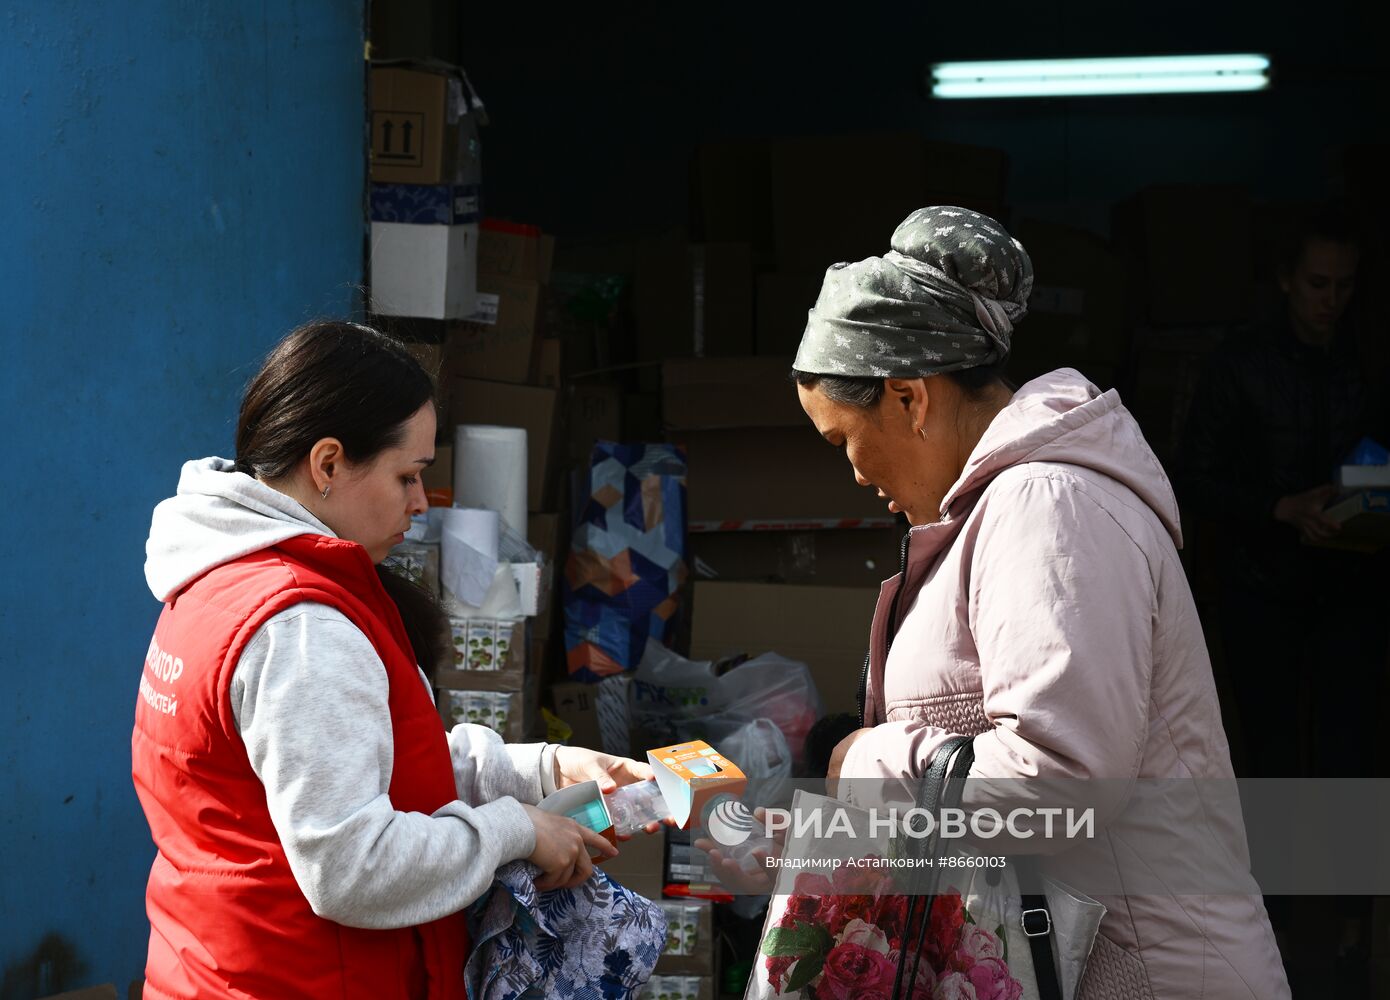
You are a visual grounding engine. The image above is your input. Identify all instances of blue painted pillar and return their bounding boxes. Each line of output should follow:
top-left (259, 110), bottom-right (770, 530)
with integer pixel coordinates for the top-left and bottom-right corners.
top-left (0, 2), bottom-right (365, 989)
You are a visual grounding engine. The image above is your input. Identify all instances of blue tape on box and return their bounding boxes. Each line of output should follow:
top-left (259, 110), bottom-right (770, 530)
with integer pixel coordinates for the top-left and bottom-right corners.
top-left (370, 183), bottom-right (482, 225)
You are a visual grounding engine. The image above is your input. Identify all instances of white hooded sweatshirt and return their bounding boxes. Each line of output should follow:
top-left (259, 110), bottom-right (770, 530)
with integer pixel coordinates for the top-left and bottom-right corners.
top-left (143, 457), bottom-right (556, 929)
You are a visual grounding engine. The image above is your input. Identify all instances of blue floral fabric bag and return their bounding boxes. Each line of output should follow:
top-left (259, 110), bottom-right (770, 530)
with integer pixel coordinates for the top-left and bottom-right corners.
top-left (466, 860), bottom-right (667, 1000)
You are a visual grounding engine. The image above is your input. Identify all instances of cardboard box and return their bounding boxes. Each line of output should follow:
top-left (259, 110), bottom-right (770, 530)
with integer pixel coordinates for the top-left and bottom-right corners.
top-left (539, 780), bottom-right (619, 855)
top-left (528, 512), bottom-right (562, 566)
top-left (676, 426), bottom-right (888, 526)
top-left (539, 235), bottom-right (556, 284)
top-left (436, 687), bottom-right (528, 742)
top-left (511, 561), bottom-right (547, 618)
top-left (756, 271), bottom-right (822, 357)
top-left (1113, 185), bottom-right (1254, 326)
top-left (370, 183), bottom-right (481, 225)
top-left (635, 235), bottom-right (755, 361)
top-left (656, 898), bottom-right (715, 975)
top-left (689, 527), bottom-right (902, 589)
top-left (446, 276), bottom-right (543, 383)
top-left (423, 443), bottom-right (453, 493)
top-left (689, 581), bottom-right (880, 716)
top-left (439, 616), bottom-right (526, 679)
top-left (634, 229), bottom-right (695, 363)
top-left (770, 134), bottom-right (1007, 272)
top-left (597, 825), bottom-right (667, 900)
top-left (528, 512), bottom-right (563, 639)
top-left (531, 636), bottom-right (554, 685)
top-left (371, 221), bottom-right (479, 320)
top-left (663, 357), bottom-right (803, 431)
top-left (567, 383), bottom-right (623, 464)
top-left (624, 392), bottom-right (663, 442)
top-left (369, 0), bottom-right (461, 64)
top-left (370, 66), bottom-right (481, 186)
top-left (692, 242), bottom-right (754, 357)
top-left (1006, 219), bottom-right (1132, 386)
top-left (545, 269), bottom-right (629, 376)
top-left (437, 624), bottom-right (540, 742)
top-left (550, 681), bottom-right (603, 749)
top-left (690, 139), bottom-right (773, 257)
top-left (450, 378), bottom-right (560, 511)
top-left (1319, 489), bottom-right (1390, 552)
top-left (648, 740), bottom-right (747, 827)
top-left (478, 220), bottom-right (552, 281)
top-left (536, 338), bottom-right (562, 388)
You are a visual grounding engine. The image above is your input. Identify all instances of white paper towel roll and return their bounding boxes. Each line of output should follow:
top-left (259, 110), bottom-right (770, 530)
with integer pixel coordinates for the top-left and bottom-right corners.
top-left (438, 507), bottom-right (500, 560)
top-left (454, 425), bottom-right (527, 539)
top-left (438, 508), bottom-right (500, 607)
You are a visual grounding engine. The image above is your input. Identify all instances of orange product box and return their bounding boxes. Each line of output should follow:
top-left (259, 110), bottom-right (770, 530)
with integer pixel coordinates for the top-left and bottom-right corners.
top-left (648, 740), bottom-right (748, 828)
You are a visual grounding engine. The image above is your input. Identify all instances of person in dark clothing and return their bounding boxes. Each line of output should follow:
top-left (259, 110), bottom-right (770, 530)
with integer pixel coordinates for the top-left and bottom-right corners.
top-left (1181, 203), bottom-right (1386, 779)
top-left (1180, 203), bottom-right (1387, 992)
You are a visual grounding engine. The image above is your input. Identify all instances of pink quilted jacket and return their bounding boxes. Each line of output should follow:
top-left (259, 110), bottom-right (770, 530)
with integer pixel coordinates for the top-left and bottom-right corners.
top-left (840, 370), bottom-right (1289, 999)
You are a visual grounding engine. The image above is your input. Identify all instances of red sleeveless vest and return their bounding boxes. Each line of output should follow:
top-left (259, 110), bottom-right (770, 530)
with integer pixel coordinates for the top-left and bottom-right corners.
top-left (132, 533), bottom-right (469, 1000)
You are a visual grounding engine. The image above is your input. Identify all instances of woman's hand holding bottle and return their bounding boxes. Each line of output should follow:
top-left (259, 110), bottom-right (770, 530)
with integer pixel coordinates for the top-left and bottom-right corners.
top-left (522, 804), bottom-right (617, 891)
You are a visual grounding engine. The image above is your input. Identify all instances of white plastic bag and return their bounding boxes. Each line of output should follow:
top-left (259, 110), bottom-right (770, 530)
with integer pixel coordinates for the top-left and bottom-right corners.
top-left (718, 718), bottom-right (793, 810)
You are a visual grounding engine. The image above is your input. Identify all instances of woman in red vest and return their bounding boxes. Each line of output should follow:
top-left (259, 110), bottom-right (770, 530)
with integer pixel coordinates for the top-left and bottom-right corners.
top-left (133, 321), bottom-right (653, 1000)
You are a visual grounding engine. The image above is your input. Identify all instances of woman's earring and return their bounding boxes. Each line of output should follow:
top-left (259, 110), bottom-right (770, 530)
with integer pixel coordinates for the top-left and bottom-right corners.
top-left (321, 484), bottom-right (331, 500)
top-left (916, 426), bottom-right (927, 441)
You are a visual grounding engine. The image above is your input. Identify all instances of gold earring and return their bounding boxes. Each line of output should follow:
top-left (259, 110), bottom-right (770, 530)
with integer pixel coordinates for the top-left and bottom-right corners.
top-left (321, 484), bottom-right (331, 499)
top-left (916, 426), bottom-right (927, 441)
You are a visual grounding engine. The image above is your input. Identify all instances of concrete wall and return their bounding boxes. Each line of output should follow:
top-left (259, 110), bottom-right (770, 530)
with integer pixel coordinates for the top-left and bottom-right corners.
top-left (0, 2), bottom-right (364, 992)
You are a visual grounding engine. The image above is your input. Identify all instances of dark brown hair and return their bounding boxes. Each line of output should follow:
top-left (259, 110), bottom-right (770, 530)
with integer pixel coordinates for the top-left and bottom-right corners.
top-left (235, 320), bottom-right (449, 677)
top-left (790, 365), bottom-right (1007, 409)
top-left (1279, 199), bottom-right (1365, 274)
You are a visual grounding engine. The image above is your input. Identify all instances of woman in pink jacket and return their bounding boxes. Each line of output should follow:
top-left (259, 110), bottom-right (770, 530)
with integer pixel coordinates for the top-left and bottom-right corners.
top-left (785, 207), bottom-right (1289, 998)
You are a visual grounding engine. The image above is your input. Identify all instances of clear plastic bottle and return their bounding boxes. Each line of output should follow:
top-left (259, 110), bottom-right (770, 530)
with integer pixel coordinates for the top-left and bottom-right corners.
top-left (606, 780), bottom-right (669, 836)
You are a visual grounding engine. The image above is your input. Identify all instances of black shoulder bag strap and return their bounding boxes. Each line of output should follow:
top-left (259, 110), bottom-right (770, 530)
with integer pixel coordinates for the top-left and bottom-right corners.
top-left (890, 735), bottom-right (971, 1000)
top-left (1018, 853), bottom-right (1063, 1000)
top-left (891, 737), bottom-right (1063, 1000)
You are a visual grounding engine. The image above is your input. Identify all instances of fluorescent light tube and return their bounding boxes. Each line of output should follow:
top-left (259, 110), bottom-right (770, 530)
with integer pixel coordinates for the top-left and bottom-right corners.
top-left (930, 54), bottom-right (1271, 98)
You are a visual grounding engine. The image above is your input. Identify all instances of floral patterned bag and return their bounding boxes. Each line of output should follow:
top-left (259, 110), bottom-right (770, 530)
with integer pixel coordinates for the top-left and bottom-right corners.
top-left (466, 860), bottom-right (667, 1000)
top-left (745, 770), bottom-right (1104, 999)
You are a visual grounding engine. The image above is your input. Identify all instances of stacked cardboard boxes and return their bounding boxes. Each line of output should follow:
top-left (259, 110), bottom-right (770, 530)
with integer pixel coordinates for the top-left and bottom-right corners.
top-left (690, 133), bottom-right (1010, 361)
top-left (1110, 185), bottom-right (1256, 471)
top-left (633, 230), bottom-right (756, 364)
top-left (646, 897), bottom-right (716, 1000)
top-left (1112, 185), bottom-right (1256, 329)
top-left (382, 526), bottom-right (544, 741)
top-left (663, 357), bottom-right (898, 717)
top-left (434, 618), bottom-right (535, 741)
top-left (446, 221), bottom-right (555, 383)
top-left (378, 221), bottom-right (576, 738)
top-left (1006, 218), bottom-right (1133, 390)
top-left (664, 357), bottom-right (892, 530)
top-left (689, 581), bottom-right (880, 720)
top-left (369, 64), bottom-right (484, 320)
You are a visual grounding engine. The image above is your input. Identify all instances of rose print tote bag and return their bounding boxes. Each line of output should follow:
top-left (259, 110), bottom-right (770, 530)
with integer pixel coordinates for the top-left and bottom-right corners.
top-left (746, 739), bottom-right (1103, 1000)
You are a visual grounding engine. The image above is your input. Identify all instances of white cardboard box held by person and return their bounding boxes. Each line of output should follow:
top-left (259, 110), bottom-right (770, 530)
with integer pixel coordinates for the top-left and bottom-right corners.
top-left (370, 221), bottom-right (479, 319)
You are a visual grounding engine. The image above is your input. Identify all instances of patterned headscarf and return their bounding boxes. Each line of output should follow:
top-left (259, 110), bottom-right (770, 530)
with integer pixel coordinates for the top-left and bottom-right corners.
top-left (793, 206), bottom-right (1034, 378)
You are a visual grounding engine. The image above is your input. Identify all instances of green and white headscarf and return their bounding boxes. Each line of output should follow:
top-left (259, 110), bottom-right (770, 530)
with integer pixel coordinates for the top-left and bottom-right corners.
top-left (793, 206), bottom-right (1033, 378)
